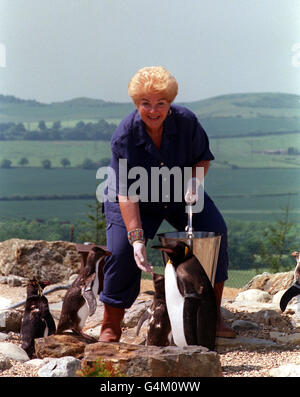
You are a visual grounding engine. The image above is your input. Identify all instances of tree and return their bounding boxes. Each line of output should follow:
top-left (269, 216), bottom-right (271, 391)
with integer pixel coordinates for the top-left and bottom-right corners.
top-left (18, 157), bottom-right (29, 166)
top-left (60, 158), bottom-right (71, 168)
top-left (38, 120), bottom-right (47, 131)
top-left (41, 159), bottom-right (52, 169)
top-left (257, 198), bottom-right (297, 273)
top-left (1, 159), bottom-right (12, 168)
top-left (81, 158), bottom-right (96, 169)
top-left (79, 200), bottom-right (106, 244)
top-left (52, 121), bottom-right (61, 130)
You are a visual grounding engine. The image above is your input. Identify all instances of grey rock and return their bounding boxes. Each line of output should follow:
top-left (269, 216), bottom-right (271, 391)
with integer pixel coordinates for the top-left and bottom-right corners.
top-left (270, 331), bottom-right (300, 345)
top-left (84, 342), bottom-right (223, 377)
top-left (7, 275), bottom-right (27, 287)
top-left (38, 356), bottom-right (82, 377)
top-left (0, 353), bottom-right (12, 371)
top-left (123, 299), bottom-right (151, 328)
top-left (221, 306), bottom-right (235, 321)
top-left (0, 238), bottom-right (81, 283)
top-left (232, 319), bottom-right (260, 331)
top-left (0, 309), bottom-right (23, 332)
top-left (0, 332), bottom-right (9, 341)
top-left (216, 335), bottom-right (278, 351)
top-left (0, 342), bottom-right (29, 362)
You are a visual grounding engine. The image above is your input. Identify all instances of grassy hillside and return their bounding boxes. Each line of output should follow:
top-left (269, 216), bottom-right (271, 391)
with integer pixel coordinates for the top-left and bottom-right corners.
top-left (0, 167), bottom-right (299, 223)
top-left (1, 132), bottom-right (300, 169)
top-left (1, 92), bottom-right (299, 136)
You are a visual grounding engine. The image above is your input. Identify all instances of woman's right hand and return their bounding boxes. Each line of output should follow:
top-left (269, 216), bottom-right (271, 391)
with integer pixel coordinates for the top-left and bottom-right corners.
top-left (133, 241), bottom-right (153, 273)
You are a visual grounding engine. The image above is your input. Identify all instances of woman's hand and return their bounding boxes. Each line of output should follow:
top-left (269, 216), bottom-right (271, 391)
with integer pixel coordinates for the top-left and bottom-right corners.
top-left (185, 177), bottom-right (201, 205)
top-left (133, 241), bottom-right (153, 273)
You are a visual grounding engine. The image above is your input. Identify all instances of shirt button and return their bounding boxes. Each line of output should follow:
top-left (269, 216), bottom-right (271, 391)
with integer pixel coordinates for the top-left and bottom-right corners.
top-left (160, 162), bottom-right (164, 166)
top-left (164, 205), bottom-right (168, 209)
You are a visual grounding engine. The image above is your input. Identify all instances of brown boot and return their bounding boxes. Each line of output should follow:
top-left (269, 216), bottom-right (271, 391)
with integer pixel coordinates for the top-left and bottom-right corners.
top-left (99, 304), bottom-right (125, 342)
top-left (214, 281), bottom-right (236, 338)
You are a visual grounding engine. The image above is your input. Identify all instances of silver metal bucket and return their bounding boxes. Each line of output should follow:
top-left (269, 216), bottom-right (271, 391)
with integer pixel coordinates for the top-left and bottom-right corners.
top-left (157, 231), bottom-right (222, 286)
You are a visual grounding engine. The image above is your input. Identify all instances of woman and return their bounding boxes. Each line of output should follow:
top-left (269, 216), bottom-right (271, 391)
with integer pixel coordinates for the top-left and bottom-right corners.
top-left (100, 66), bottom-right (235, 342)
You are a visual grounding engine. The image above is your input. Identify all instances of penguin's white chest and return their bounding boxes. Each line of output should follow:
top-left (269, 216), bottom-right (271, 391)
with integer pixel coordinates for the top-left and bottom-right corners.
top-left (92, 260), bottom-right (100, 297)
top-left (164, 260), bottom-right (187, 347)
top-left (78, 260), bottom-right (101, 329)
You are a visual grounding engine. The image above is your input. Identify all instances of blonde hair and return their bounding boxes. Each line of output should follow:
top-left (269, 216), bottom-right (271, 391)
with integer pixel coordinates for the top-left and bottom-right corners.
top-left (128, 66), bottom-right (178, 105)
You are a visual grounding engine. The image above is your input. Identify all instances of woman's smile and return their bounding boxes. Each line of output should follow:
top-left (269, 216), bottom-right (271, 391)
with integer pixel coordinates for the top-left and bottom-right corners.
top-left (136, 93), bottom-right (170, 134)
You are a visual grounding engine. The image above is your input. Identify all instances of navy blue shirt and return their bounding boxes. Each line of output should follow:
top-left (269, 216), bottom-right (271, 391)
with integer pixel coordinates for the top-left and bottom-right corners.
top-left (104, 104), bottom-right (214, 238)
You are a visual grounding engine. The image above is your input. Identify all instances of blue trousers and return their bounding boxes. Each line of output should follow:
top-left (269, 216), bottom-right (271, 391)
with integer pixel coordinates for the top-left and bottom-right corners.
top-left (100, 194), bottom-right (228, 308)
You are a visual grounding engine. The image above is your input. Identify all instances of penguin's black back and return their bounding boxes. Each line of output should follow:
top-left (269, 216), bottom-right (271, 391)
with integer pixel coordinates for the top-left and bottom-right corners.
top-left (176, 255), bottom-right (217, 350)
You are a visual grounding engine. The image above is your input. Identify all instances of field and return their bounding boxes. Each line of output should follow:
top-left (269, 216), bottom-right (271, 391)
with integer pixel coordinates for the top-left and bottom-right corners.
top-left (0, 140), bottom-right (111, 168)
top-left (1, 131), bottom-right (300, 168)
top-left (0, 166), bottom-right (299, 223)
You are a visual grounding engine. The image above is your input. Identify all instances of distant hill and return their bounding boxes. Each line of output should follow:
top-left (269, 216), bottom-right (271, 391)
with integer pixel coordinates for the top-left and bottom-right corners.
top-left (0, 92), bottom-right (299, 137)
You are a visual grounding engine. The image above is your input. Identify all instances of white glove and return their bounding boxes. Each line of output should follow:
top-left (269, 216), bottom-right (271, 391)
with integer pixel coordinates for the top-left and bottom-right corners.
top-left (133, 241), bottom-right (153, 273)
top-left (185, 177), bottom-right (201, 205)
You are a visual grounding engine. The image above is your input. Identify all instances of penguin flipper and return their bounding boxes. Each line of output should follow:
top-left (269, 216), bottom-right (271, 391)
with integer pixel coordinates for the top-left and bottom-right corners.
top-left (44, 311), bottom-right (56, 335)
top-left (82, 288), bottom-right (97, 316)
top-left (196, 298), bottom-right (217, 351)
top-left (81, 273), bottom-right (97, 316)
top-left (280, 284), bottom-right (300, 312)
top-left (182, 298), bottom-right (199, 345)
top-left (136, 307), bottom-right (151, 336)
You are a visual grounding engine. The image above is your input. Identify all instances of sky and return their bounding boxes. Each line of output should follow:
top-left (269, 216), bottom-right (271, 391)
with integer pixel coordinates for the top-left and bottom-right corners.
top-left (0, 0), bottom-right (299, 103)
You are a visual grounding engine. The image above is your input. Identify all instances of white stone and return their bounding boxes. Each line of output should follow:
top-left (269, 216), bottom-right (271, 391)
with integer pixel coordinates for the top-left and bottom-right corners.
top-left (0, 297), bottom-right (11, 311)
top-left (235, 289), bottom-right (272, 303)
top-left (0, 342), bottom-right (29, 362)
top-left (38, 356), bottom-right (81, 377)
top-left (270, 364), bottom-right (300, 377)
top-left (24, 358), bottom-right (45, 368)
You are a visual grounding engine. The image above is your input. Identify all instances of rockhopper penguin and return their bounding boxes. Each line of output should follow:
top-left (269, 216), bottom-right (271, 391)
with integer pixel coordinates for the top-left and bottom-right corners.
top-left (56, 246), bottom-right (111, 340)
top-left (21, 279), bottom-right (56, 358)
top-left (152, 241), bottom-right (217, 350)
top-left (280, 251), bottom-right (300, 312)
top-left (136, 272), bottom-right (171, 346)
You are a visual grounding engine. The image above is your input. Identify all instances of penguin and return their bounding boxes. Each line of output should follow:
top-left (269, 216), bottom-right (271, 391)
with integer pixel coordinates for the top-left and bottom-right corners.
top-left (56, 246), bottom-right (111, 340)
top-left (280, 251), bottom-right (300, 312)
top-left (136, 272), bottom-right (172, 346)
top-left (152, 241), bottom-right (217, 350)
top-left (21, 279), bottom-right (56, 358)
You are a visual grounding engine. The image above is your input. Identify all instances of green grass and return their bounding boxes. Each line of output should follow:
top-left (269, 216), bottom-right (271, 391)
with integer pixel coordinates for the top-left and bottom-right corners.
top-left (1, 132), bottom-right (300, 169)
top-left (142, 267), bottom-right (270, 289)
top-left (0, 167), bottom-right (299, 222)
top-left (0, 140), bottom-right (111, 167)
top-left (209, 133), bottom-right (300, 168)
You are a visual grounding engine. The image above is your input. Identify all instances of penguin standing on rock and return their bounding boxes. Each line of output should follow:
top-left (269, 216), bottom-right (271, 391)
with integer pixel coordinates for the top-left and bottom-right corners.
top-left (56, 246), bottom-right (111, 340)
top-left (21, 279), bottom-right (56, 358)
top-left (280, 251), bottom-right (300, 312)
top-left (152, 241), bottom-right (217, 350)
top-left (136, 273), bottom-right (171, 346)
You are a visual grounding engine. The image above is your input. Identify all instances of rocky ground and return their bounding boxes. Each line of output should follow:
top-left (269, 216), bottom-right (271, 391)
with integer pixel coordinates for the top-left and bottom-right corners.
top-left (1, 279), bottom-right (300, 378)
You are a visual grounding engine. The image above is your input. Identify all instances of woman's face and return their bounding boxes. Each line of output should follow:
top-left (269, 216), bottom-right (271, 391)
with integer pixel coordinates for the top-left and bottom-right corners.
top-left (136, 93), bottom-right (171, 134)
